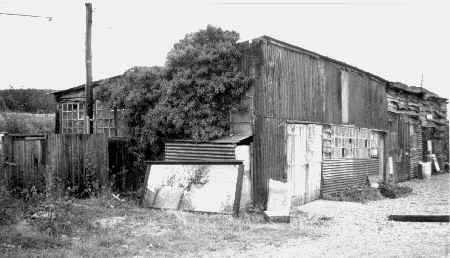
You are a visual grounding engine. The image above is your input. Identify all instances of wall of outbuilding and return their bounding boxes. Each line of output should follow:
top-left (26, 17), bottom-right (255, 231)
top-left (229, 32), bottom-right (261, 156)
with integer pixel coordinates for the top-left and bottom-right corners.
top-left (245, 37), bottom-right (388, 206)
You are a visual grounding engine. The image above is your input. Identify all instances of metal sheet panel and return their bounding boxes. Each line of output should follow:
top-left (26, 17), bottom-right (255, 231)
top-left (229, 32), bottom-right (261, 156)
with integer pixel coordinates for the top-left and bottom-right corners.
top-left (252, 117), bottom-right (286, 206)
top-left (286, 124), bottom-right (323, 206)
top-left (254, 38), bottom-right (387, 131)
top-left (321, 159), bottom-right (379, 195)
top-left (409, 124), bottom-right (422, 179)
top-left (165, 143), bottom-right (236, 161)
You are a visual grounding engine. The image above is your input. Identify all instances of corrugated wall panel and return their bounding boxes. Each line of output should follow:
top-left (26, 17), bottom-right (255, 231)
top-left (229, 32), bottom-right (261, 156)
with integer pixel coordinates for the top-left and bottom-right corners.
top-left (253, 117), bottom-right (286, 206)
top-left (256, 41), bottom-right (342, 124)
top-left (409, 124), bottom-right (422, 179)
top-left (246, 38), bottom-right (389, 206)
top-left (165, 143), bottom-right (236, 161)
top-left (254, 40), bottom-right (387, 130)
top-left (322, 159), bottom-right (379, 195)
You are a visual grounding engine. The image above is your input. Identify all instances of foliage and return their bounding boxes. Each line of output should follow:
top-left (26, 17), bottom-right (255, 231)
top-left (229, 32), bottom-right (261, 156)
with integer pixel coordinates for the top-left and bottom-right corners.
top-left (322, 186), bottom-right (384, 203)
top-left (97, 25), bottom-right (251, 162)
top-left (0, 88), bottom-right (56, 113)
top-left (378, 183), bottom-right (413, 199)
top-left (0, 112), bottom-right (54, 134)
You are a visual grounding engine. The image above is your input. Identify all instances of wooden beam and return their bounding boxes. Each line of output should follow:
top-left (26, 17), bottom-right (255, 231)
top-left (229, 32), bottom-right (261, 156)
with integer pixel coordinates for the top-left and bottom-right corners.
top-left (85, 3), bottom-right (94, 134)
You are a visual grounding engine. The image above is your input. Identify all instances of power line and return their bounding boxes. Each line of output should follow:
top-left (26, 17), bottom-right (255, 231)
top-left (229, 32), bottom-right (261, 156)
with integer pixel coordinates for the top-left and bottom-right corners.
top-left (0, 11), bottom-right (52, 21)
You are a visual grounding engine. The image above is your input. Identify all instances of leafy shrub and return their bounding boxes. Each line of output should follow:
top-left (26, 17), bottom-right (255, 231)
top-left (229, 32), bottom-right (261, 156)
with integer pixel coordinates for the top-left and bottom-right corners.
top-left (97, 25), bottom-right (252, 163)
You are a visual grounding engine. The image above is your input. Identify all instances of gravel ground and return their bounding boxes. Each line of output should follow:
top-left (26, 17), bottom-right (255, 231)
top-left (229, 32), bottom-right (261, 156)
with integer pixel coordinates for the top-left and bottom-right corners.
top-left (205, 173), bottom-right (450, 258)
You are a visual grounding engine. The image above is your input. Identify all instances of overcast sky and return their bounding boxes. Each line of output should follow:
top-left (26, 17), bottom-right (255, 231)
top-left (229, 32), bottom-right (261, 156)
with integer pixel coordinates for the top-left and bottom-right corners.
top-left (1, 0), bottom-right (448, 98)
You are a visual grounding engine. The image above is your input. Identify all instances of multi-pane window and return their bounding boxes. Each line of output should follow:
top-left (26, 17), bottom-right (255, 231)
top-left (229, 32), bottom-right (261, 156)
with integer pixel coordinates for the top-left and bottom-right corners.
top-left (94, 102), bottom-right (116, 136)
top-left (60, 101), bottom-right (119, 136)
top-left (323, 125), bottom-right (381, 159)
top-left (61, 102), bottom-right (86, 134)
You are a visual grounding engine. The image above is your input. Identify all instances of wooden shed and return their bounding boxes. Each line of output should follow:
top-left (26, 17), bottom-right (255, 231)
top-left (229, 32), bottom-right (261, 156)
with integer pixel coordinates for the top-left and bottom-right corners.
top-left (51, 75), bottom-right (127, 136)
top-left (386, 82), bottom-right (448, 182)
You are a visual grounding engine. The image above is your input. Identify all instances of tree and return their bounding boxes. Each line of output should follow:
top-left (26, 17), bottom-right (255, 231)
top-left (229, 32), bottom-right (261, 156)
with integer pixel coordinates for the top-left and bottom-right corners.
top-left (99, 25), bottom-right (251, 161)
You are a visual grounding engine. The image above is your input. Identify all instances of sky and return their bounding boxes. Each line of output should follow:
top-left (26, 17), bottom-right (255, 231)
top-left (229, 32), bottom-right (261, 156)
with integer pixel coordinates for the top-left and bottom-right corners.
top-left (0, 0), bottom-right (449, 99)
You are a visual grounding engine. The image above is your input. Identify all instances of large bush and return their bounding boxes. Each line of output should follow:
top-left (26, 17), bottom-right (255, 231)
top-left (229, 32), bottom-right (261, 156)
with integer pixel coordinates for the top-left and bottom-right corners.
top-left (98, 25), bottom-right (251, 162)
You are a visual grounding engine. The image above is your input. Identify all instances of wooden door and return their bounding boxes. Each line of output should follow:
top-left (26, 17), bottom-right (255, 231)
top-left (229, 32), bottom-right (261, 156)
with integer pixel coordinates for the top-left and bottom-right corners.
top-left (397, 116), bottom-right (411, 182)
top-left (286, 124), bottom-right (323, 206)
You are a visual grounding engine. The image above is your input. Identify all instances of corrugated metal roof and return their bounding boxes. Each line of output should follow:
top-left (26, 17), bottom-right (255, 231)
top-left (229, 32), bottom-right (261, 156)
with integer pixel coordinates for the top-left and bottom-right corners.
top-left (51, 75), bottom-right (122, 96)
top-left (388, 82), bottom-right (447, 100)
top-left (168, 135), bottom-right (252, 144)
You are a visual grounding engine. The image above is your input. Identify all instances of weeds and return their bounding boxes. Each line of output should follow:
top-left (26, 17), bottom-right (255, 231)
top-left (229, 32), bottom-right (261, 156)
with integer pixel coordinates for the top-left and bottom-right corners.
top-left (323, 182), bottom-right (413, 203)
top-left (323, 186), bottom-right (384, 203)
top-left (378, 183), bottom-right (413, 199)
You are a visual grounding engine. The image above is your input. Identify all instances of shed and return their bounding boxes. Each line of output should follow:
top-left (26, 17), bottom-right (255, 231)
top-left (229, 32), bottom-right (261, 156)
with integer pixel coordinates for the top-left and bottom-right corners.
top-left (166, 36), bottom-right (392, 209)
top-left (51, 75), bottom-right (127, 136)
top-left (386, 82), bottom-right (448, 181)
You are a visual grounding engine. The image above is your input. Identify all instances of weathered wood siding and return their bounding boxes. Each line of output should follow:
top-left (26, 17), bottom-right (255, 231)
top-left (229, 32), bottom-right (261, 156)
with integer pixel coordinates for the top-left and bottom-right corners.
top-left (1, 134), bottom-right (116, 196)
top-left (386, 112), bottom-right (411, 182)
top-left (45, 134), bottom-right (109, 196)
top-left (108, 137), bottom-right (141, 192)
top-left (249, 38), bottom-right (387, 205)
top-left (1, 134), bottom-right (47, 191)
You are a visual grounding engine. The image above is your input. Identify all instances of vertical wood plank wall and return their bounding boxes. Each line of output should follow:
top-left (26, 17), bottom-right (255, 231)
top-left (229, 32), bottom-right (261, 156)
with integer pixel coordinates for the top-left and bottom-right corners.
top-left (1, 134), bottom-right (113, 196)
top-left (1, 135), bottom-right (47, 191)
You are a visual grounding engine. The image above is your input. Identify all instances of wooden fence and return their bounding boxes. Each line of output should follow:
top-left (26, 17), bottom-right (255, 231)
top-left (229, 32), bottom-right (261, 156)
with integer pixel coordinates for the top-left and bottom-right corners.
top-left (1, 134), bottom-right (47, 191)
top-left (0, 133), bottom-right (135, 197)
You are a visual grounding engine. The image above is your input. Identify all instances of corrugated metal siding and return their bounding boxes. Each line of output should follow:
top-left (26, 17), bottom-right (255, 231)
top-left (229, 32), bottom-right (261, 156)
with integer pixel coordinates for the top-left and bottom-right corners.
top-left (347, 72), bottom-right (387, 130)
top-left (409, 124), bottom-right (422, 179)
top-left (322, 159), bottom-right (380, 195)
top-left (164, 142), bottom-right (236, 161)
top-left (247, 39), bottom-right (388, 206)
top-left (252, 117), bottom-right (286, 206)
top-left (256, 41), bottom-right (342, 124)
top-left (254, 40), bottom-right (387, 130)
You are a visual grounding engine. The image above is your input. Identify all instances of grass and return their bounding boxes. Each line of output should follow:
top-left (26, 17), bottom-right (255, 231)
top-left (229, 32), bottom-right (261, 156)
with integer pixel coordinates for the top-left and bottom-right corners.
top-left (0, 193), bottom-right (329, 258)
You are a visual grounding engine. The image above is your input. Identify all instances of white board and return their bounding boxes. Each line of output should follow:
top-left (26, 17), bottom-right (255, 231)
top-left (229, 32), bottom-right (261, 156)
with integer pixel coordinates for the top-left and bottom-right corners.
top-left (142, 163), bottom-right (243, 215)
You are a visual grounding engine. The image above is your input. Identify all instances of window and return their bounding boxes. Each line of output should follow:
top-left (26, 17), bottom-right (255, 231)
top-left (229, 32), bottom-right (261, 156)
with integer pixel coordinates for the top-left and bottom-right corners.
top-left (323, 125), bottom-right (381, 159)
top-left (60, 101), bottom-right (119, 136)
top-left (94, 101), bottom-right (116, 136)
top-left (61, 102), bottom-right (86, 134)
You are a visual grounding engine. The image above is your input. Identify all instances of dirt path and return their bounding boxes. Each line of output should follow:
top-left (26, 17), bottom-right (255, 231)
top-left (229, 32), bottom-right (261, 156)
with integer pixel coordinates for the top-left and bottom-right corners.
top-left (204, 174), bottom-right (450, 258)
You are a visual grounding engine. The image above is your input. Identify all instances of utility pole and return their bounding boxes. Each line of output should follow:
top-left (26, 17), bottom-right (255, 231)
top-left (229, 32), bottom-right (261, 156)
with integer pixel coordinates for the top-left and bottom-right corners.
top-left (420, 73), bottom-right (424, 88)
top-left (85, 3), bottom-right (94, 134)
